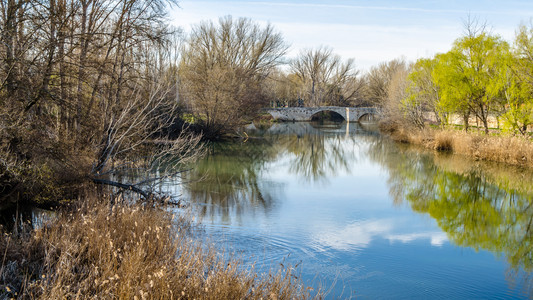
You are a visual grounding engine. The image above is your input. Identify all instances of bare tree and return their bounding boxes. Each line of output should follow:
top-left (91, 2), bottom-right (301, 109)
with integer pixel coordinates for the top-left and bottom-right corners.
top-left (363, 58), bottom-right (407, 109)
top-left (0, 0), bottom-right (207, 204)
top-left (262, 68), bottom-right (301, 107)
top-left (180, 15), bottom-right (288, 139)
top-left (290, 46), bottom-right (362, 107)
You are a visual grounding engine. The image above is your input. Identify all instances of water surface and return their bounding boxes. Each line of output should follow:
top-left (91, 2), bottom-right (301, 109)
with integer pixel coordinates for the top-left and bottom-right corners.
top-left (173, 122), bottom-right (533, 299)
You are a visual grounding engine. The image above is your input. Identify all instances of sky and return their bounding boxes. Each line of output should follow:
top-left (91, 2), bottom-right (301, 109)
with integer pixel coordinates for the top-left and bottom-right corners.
top-left (169, 0), bottom-right (533, 71)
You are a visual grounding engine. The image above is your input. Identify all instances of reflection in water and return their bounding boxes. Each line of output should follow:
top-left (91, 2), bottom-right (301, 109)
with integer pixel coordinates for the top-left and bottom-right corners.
top-left (179, 121), bottom-right (533, 297)
top-left (183, 122), bottom-right (374, 220)
top-left (367, 138), bottom-right (533, 294)
top-left (269, 122), bottom-right (378, 184)
top-left (183, 139), bottom-right (280, 223)
top-left (0, 204), bottom-right (34, 232)
top-left (312, 219), bottom-right (394, 251)
top-left (0, 205), bottom-right (55, 232)
top-left (276, 128), bottom-right (353, 184)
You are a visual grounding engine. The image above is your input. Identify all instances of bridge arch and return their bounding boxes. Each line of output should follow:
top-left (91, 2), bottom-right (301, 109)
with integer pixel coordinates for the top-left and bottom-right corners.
top-left (358, 113), bottom-right (377, 123)
top-left (310, 110), bottom-right (346, 121)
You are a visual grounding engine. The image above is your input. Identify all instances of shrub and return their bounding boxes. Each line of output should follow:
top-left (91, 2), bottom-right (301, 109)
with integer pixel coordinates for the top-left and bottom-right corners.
top-left (434, 131), bottom-right (453, 151)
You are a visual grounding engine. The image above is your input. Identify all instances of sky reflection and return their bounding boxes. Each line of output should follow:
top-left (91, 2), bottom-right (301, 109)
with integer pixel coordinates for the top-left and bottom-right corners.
top-left (176, 122), bottom-right (533, 298)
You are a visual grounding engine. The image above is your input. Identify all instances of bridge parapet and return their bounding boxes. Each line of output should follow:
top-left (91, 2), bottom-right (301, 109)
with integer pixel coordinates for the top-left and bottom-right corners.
top-left (264, 106), bottom-right (377, 122)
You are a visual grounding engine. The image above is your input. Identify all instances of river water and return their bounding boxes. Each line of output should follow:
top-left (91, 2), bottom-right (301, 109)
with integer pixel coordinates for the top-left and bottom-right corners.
top-left (169, 121), bottom-right (533, 299)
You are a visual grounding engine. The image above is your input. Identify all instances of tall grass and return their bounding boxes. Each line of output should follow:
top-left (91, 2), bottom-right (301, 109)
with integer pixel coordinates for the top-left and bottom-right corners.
top-left (0, 198), bottom-right (313, 299)
top-left (380, 121), bottom-right (533, 168)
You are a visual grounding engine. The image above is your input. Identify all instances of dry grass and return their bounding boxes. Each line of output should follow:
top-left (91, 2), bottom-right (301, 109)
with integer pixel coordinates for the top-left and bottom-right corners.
top-left (380, 121), bottom-right (533, 168)
top-left (448, 131), bottom-right (533, 166)
top-left (0, 198), bottom-right (313, 299)
top-left (433, 131), bottom-right (453, 151)
top-left (378, 119), bottom-right (411, 143)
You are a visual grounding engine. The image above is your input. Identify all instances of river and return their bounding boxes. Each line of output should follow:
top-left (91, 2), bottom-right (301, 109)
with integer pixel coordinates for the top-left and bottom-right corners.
top-left (167, 121), bottom-right (533, 299)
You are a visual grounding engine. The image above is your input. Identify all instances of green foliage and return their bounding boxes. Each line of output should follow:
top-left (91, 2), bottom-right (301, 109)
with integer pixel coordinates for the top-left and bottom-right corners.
top-left (396, 23), bottom-right (533, 136)
top-left (501, 102), bottom-right (533, 135)
top-left (181, 113), bottom-right (199, 124)
top-left (498, 23), bottom-right (533, 135)
top-left (376, 142), bottom-right (533, 274)
top-left (433, 32), bottom-right (510, 133)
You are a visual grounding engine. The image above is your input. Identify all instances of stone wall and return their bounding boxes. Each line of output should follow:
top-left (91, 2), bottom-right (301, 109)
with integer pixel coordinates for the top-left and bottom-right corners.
top-left (265, 107), bottom-right (377, 122)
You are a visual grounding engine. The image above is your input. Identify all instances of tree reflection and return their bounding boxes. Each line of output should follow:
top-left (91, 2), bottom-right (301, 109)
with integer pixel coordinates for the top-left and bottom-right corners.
top-left (281, 133), bottom-right (352, 183)
top-left (182, 122), bottom-right (370, 221)
top-left (182, 139), bottom-right (280, 223)
top-left (368, 139), bottom-right (533, 294)
top-left (269, 122), bottom-right (376, 183)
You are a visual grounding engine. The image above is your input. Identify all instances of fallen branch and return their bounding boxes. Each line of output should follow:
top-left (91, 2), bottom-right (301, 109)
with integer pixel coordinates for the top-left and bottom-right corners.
top-left (92, 178), bottom-right (150, 199)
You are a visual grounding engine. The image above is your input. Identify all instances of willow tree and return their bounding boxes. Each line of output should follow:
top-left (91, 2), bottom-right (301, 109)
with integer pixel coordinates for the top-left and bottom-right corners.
top-left (500, 23), bottom-right (533, 135)
top-left (180, 16), bottom-right (288, 139)
top-left (433, 31), bottom-right (509, 133)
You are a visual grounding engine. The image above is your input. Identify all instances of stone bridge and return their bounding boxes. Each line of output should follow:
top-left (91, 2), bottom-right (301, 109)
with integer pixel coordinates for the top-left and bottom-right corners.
top-left (264, 106), bottom-right (377, 122)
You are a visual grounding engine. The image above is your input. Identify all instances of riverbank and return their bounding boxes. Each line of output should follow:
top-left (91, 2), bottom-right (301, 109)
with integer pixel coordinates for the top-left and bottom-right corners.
top-left (0, 197), bottom-right (312, 299)
top-left (379, 120), bottom-right (533, 168)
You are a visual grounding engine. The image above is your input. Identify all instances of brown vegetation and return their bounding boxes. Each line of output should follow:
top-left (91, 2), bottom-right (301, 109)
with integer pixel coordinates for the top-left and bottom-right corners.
top-left (0, 0), bottom-right (194, 206)
top-left (180, 16), bottom-right (288, 140)
top-left (0, 198), bottom-right (313, 299)
top-left (290, 47), bottom-right (364, 107)
top-left (380, 121), bottom-right (533, 168)
top-left (362, 58), bottom-right (408, 109)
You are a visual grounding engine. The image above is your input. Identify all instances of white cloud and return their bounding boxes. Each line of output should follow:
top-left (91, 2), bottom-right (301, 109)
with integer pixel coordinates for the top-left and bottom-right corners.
top-left (170, 0), bottom-right (530, 70)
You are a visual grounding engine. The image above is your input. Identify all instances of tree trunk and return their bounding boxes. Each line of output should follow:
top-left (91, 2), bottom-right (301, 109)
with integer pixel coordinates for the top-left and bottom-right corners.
top-left (57, 0), bottom-right (68, 137)
top-left (75, 0), bottom-right (89, 133)
top-left (2, 0), bottom-right (17, 93)
top-left (26, 0), bottom-right (57, 112)
top-left (463, 112), bottom-right (470, 132)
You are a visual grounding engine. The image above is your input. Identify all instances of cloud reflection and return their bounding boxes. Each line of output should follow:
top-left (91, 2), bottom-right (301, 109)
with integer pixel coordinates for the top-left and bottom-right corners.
top-left (386, 232), bottom-right (448, 247)
top-left (312, 219), bottom-right (449, 251)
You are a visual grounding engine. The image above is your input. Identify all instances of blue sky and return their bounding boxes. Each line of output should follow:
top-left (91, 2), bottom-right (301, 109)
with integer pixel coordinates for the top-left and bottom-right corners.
top-left (170, 0), bottom-right (533, 71)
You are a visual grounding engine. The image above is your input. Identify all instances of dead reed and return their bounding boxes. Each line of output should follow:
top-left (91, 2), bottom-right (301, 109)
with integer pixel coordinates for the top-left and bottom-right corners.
top-left (0, 198), bottom-right (313, 299)
top-left (380, 121), bottom-right (533, 168)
